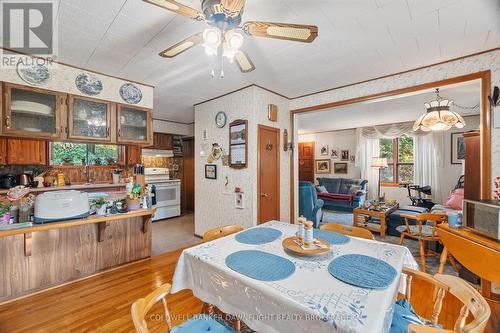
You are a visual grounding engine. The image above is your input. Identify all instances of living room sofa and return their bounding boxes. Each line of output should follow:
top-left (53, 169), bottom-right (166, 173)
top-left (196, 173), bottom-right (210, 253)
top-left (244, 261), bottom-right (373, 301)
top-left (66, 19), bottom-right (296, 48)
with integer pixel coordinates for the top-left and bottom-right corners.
top-left (316, 178), bottom-right (368, 213)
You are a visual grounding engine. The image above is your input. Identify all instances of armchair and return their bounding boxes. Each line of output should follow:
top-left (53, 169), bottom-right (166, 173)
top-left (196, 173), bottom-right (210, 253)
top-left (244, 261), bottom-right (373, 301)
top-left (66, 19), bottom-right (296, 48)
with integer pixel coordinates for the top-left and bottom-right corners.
top-left (299, 181), bottom-right (324, 228)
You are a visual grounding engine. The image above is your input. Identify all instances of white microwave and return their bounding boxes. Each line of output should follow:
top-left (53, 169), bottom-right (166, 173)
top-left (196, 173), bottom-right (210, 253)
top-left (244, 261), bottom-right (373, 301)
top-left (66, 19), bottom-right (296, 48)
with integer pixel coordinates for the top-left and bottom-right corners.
top-left (463, 199), bottom-right (500, 241)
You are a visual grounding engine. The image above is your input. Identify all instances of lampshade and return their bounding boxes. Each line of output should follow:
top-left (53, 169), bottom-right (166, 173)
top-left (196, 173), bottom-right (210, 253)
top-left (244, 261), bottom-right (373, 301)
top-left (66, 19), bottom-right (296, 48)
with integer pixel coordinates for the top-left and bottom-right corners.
top-left (413, 88), bottom-right (466, 132)
top-left (371, 157), bottom-right (388, 169)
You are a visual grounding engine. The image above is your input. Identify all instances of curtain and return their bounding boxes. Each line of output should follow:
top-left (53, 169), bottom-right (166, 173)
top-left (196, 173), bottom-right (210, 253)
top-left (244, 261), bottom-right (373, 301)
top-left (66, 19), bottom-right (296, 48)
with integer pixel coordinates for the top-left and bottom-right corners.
top-left (355, 129), bottom-right (380, 199)
top-left (413, 132), bottom-right (445, 203)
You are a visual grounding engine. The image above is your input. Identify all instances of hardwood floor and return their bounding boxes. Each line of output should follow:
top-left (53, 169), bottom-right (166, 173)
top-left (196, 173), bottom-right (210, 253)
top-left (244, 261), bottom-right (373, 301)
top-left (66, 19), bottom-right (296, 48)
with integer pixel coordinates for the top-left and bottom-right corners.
top-left (0, 246), bottom-right (497, 333)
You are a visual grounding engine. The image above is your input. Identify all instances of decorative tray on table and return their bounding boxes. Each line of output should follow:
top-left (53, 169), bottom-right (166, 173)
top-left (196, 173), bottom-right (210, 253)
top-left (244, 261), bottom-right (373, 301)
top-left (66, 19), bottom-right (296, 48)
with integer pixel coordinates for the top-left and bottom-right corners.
top-left (282, 236), bottom-right (330, 257)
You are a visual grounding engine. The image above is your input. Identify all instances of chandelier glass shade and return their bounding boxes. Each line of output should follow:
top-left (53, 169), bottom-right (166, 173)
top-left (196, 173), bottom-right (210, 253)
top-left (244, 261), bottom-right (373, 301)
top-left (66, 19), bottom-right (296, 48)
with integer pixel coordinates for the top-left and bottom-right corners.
top-left (413, 89), bottom-right (466, 132)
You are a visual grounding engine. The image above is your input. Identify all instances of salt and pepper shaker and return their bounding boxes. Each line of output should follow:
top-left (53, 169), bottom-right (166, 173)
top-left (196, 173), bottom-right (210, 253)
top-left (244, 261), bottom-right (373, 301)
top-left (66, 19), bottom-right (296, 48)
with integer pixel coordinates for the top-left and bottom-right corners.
top-left (304, 221), bottom-right (313, 248)
top-left (297, 216), bottom-right (306, 241)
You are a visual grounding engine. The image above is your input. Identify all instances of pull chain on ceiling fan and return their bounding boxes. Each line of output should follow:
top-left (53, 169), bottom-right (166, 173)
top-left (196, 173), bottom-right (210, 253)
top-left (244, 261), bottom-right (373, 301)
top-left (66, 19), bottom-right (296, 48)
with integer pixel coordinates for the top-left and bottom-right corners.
top-left (144, 0), bottom-right (319, 77)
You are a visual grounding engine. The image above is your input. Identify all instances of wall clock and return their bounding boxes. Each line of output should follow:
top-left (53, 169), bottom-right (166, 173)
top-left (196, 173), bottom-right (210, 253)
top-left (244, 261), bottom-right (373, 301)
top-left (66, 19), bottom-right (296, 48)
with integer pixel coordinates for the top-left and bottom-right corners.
top-left (215, 111), bottom-right (227, 128)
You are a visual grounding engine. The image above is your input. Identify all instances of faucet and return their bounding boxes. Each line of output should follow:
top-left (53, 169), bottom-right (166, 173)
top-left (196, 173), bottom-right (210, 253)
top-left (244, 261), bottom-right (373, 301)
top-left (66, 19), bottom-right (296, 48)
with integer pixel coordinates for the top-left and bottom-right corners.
top-left (82, 160), bottom-right (94, 184)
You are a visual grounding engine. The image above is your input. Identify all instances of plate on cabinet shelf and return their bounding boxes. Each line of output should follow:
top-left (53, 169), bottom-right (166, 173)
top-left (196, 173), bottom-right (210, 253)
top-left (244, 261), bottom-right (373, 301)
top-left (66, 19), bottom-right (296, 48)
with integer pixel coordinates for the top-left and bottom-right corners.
top-left (11, 101), bottom-right (53, 115)
top-left (119, 83), bottom-right (142, 104)
top-left (16, 63), bottom-right (50, 85)
top-left (75, 73), bottom-right (103, 96)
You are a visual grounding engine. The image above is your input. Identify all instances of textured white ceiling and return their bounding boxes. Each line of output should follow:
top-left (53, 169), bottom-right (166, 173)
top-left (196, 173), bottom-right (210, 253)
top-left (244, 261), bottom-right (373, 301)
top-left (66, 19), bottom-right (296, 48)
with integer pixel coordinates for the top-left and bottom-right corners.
top-left (49, 0), bottom-right (499, 123)
top-left (297, 79), bottom-right (481, 133)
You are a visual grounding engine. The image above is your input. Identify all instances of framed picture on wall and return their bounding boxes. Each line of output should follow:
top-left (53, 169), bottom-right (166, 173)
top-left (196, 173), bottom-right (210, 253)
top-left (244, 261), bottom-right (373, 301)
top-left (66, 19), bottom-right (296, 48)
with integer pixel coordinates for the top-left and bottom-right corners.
top-left (334, 162), bottom-right (348, 174)
top-left (330, 148), bottom-right (339, 159)
top-left (341, 150), bottom-right (350, 161)
top-left (315, 159), bottom-right (331, 174)
top-left (205, 164), bottom-right (217, 179)
top-left (451, 132), bottom-right (465, 164)
top-left (320, 144), bottom-right (329, 156)
top-left (229, 119), bottom-right (248, 168)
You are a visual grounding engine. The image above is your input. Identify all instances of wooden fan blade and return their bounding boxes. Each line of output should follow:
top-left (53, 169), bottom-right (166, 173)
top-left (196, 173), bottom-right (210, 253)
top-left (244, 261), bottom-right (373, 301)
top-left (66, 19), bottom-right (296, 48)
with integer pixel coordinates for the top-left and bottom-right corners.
top-left (221, 0), bottom-right (246, 13)
top-left (234, 50), bottom-right (255, 73)
top-left (159, 33), bottom-right (203, 58)
top-left (242, 21), bottom-right (318, 43)
top-left (143, 0), bottom-right (204, 20)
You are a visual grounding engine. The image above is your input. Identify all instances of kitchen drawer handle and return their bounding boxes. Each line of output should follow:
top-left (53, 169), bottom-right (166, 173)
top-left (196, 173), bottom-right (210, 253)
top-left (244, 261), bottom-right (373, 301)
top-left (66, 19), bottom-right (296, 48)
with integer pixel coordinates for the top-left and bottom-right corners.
top-left (5, 116), bottom-right (10, 129)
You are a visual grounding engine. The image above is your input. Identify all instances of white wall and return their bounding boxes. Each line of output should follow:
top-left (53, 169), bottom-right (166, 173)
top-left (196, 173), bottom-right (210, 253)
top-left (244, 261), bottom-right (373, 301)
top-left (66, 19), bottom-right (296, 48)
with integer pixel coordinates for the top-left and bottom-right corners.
top-left (153, 119), bottom-right (194, 136)
top-left (194, 86), bottom-right (290, 236)
top-left (299, 129), bottom-right (361, 181)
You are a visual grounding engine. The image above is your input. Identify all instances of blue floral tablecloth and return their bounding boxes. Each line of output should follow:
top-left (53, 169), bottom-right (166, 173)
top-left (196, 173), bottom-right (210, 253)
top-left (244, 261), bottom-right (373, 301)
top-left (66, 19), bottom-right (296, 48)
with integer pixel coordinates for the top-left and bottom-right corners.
top-left (172, 221), bottom-right (418, 333)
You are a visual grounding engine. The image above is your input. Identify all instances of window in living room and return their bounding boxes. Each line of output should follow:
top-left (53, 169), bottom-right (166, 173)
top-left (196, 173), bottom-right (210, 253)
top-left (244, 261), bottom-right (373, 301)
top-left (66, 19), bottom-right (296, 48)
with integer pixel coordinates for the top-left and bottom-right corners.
top-left (379, 135), bottom-right (414, 184)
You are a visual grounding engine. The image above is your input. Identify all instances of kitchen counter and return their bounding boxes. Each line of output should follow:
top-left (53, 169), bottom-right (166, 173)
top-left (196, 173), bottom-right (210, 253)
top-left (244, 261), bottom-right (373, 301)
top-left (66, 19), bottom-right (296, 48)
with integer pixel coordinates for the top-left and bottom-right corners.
top-left (0, 208), bottom-right (155, 303)
top-left (0, 182), bottom-right (126, 195)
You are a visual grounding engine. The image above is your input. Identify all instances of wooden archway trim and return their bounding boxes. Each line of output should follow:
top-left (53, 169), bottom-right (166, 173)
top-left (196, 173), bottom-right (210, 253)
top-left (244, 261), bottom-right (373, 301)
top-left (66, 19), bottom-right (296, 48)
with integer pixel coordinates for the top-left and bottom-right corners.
top-left (289, 70), bottom-right (492, 223)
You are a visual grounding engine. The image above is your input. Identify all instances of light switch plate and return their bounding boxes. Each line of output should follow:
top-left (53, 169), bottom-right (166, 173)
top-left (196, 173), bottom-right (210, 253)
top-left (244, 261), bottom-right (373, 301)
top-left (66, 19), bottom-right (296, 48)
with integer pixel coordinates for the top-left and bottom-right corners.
top-left (494, 106), bottom-right (500, 128)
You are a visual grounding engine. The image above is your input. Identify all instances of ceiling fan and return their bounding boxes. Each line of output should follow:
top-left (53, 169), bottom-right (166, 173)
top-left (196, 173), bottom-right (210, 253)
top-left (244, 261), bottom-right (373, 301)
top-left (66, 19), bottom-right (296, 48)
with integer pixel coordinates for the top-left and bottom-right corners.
top-left (143, 0), bottom-right (318, 76)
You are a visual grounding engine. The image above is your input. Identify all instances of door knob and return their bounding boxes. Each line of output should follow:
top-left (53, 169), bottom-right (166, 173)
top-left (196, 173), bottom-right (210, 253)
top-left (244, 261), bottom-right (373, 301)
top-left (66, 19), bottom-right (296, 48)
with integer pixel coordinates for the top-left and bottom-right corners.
top-left (261, 192), bottom-right (269, 198)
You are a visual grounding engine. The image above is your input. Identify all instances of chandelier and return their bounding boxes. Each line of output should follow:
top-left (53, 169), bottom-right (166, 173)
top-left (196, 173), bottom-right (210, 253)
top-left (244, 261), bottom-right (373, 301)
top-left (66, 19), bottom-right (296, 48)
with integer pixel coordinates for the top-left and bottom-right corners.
top-left (413, 88), bottom-right (466, 132)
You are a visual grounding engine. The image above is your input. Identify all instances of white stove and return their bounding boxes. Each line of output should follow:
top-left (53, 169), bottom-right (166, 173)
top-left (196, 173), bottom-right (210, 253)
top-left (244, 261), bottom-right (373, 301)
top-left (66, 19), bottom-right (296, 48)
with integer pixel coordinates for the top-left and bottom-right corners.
top-left (145, 168), bottom-right (181, 221)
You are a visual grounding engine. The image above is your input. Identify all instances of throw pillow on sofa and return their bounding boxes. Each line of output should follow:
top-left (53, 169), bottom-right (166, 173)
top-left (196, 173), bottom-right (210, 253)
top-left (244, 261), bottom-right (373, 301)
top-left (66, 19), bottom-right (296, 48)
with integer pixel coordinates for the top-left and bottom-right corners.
top-left (443, 188), bottom-right (464, 210)
top-left (316, 185), bottom-right (329, 193)
top-left (348, 185), bottom-right (363, 196)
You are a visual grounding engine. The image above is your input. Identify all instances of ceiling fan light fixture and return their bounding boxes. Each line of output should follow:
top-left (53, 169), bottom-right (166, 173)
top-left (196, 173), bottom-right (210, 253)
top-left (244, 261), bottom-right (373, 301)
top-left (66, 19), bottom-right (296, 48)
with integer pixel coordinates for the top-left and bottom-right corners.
top-left (226, 31), bottom-right (244, 49)
top-left (203, 27), bottom-right (221, 55)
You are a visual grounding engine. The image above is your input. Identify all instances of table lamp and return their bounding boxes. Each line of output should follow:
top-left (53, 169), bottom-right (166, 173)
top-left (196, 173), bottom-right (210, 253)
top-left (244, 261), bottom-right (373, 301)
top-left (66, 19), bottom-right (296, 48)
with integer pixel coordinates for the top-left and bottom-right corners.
top-left (371, 157), bottom-right (388, 201)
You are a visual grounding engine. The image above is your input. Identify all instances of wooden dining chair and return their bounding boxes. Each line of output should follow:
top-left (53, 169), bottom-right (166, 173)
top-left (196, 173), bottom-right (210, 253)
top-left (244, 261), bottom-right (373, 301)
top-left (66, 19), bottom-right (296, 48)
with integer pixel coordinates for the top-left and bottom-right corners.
top-left (131, 283), bottom-right (237, 333)
top-left (397, 213), bottom-right (457, 273)
top-left (202, 225), bottom-right (244, 332)
top-left (203, 225), bottom-right (244, 242)
top-left (319, 223), bottom-right (375, 240)
top-left (400, 267), bottom-right (490, 333)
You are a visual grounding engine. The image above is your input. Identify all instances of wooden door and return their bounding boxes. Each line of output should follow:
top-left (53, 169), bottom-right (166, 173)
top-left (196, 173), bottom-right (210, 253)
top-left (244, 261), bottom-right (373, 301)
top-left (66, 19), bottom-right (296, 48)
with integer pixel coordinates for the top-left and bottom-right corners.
top-left (258, 125), bottom-right (280, 224)
top-left (182, 137), bottom-right (195, 212)
top-left (463, 131), bottom-right (481, 200)
top-left (6, 139), bottom-right (47, 165)
top-left (298, 142), bottom-right (315, 183)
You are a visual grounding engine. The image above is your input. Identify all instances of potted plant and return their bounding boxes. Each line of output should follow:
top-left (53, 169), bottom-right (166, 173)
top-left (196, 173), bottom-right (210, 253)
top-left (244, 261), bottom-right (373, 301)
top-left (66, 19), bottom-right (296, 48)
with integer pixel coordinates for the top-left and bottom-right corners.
top-left (0, 202), bottom-right (12, 226)
top-left (126, 184), bottom-right (142, 211)
top-left (92, 197), bottom-right (108, 216)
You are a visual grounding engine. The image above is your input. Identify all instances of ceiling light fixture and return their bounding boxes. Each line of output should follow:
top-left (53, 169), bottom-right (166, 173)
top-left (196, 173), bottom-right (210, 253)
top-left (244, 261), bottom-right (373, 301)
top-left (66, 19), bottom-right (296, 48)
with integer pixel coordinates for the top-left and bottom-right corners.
top-left (202, 27), bottom-right (221, 55)
top-left (413, 88), bottom-right (466, 132)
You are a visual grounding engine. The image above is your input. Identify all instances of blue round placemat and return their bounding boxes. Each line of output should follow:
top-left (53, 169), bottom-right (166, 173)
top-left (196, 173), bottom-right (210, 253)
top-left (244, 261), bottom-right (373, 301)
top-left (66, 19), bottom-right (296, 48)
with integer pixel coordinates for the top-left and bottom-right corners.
top-left (328, 254), bottom-right (397, 289)
top-left (226, 250), bottom-right (295, 281)
top-left (235, 227), bottom-right (282, 245)
top-left (314, 229), bottom-right (350, 245)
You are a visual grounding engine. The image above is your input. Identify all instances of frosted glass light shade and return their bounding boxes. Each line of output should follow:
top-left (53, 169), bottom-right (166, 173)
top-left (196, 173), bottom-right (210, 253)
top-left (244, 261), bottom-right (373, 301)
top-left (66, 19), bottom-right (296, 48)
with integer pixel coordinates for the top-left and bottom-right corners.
top-left (413, 97), bottom-right (466, 132)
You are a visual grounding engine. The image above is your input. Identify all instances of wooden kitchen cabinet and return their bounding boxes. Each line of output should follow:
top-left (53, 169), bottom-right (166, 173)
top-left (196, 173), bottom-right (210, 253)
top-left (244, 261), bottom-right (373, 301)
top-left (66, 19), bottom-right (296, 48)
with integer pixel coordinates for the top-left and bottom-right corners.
top-left (125, 146), bottom-right (142, 165)
top-left (6, 139), bottom-right (48, 165)
top-left (67, 95), bottom-right (113, 142)
top-left (2, 83), bottom-right (64, 139)
top-left (0, 139), bottom-right (6, 165)
top-left (116, 104), bottom-right (153, 146)
top-left (151, 132), bottom-right (173, 150)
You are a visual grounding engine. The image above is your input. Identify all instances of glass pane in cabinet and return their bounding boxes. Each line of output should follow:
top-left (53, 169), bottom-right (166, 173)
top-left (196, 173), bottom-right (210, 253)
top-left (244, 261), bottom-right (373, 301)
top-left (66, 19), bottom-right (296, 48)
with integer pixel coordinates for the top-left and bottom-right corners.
top-left (120, 107), bottom-right (147, 141)
top-left (73, 99), bottom-right (108, 138)
top-left (10, 88), bottom-right (57, 134)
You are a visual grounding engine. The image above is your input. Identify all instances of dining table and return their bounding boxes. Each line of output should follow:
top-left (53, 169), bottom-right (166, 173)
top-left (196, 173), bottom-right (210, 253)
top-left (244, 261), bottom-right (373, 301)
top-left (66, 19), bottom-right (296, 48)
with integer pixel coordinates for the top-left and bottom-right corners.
top-left (171, 221), bottom-right (419, 333)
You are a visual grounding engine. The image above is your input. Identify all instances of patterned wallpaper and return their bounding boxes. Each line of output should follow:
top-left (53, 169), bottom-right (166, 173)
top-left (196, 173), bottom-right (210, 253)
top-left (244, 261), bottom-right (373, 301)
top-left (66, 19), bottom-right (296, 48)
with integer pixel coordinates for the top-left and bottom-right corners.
top-left (194, 86), bottom-right (290, 236)
top-left (0, 54), bottom-right (153, 108)
top-left (291, 49), bottom-right (500, 197)
top-left (153, 119), bottom-right (194, 136)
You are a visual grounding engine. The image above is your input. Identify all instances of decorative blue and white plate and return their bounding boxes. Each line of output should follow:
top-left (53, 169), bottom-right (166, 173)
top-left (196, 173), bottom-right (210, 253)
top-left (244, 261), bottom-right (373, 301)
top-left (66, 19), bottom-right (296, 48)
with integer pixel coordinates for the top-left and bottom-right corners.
top-left (16, 63), bottom-right (50, 85)
top-left (119, 83), bottom-right (142, 104)
top-left (75, 73), bottom-right (103, 96)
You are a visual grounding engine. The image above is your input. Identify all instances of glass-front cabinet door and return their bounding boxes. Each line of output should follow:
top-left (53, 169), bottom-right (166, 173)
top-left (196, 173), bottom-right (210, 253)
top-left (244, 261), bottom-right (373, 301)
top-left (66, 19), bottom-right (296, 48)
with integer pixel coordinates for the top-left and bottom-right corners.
top-left (116, 104), bottom-right (152, 145)
top-left (68, 96), bottom-right (112, 142)
top-left (2, 83), bottom-right (62, 139)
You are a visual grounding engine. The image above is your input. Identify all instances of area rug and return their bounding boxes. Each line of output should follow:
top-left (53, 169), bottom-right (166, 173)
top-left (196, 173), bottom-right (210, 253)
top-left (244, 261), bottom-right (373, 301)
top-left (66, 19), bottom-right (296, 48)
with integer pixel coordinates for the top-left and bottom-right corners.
top-left (321, 210), bottom-right (353, 226)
